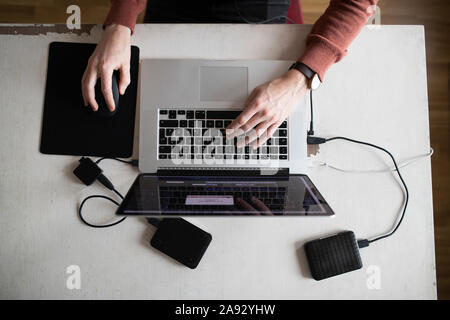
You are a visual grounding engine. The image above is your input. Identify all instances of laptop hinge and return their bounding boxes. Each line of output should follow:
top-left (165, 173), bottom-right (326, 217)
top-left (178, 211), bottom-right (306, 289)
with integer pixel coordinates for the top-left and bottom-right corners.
top-left (156, 167), bottom-right (289, 177)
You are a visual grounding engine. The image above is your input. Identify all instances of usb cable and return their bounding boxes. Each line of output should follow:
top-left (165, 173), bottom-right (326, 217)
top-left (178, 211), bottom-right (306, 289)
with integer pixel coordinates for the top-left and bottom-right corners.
top-left (74, 157), bottom-right (136, 228)
top-left (306, 91), bottom-right (415, 247)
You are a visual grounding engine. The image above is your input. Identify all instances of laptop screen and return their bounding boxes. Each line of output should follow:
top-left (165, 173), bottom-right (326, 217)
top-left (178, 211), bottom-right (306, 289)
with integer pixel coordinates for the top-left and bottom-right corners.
top-left (116, 174), bottom-right (334, 216)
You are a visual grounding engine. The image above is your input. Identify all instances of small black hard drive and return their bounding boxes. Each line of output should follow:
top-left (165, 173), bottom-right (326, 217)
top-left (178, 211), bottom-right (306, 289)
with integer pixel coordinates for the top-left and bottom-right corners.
top-left (150, 218), bottom-right (212, 269)
top-left (304, 231), bottom-right (363, 280)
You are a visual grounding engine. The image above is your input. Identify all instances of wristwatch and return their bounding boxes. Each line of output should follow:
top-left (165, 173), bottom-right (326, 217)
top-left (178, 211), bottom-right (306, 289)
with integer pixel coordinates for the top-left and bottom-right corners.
top-left (289, 62), bottom-right (321, 90)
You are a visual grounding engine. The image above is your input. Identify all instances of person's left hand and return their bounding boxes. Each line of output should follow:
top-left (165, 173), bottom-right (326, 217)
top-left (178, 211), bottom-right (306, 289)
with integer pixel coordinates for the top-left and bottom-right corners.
top-left (226, 69), bottom-right (308, 149)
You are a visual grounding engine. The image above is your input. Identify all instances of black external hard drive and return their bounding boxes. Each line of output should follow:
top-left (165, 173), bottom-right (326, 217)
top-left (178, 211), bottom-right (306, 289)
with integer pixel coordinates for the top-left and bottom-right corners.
top-left (150, 218), bottom-right (212, 269)
top-left (304, 231), bottom-right (363, 280)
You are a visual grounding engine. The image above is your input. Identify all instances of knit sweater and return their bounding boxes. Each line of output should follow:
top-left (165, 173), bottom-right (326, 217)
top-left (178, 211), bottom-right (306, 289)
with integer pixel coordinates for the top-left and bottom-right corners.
top-left (104, 0), bottom-right (378, 80)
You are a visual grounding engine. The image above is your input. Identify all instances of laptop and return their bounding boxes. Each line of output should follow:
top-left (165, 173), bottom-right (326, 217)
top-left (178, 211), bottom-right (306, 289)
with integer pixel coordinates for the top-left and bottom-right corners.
top-left (116, 59), bottom-right (334, 217)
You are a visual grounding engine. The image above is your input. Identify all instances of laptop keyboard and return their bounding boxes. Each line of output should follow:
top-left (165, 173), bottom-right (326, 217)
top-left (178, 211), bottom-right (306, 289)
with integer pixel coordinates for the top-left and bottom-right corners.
top-left (159, 185), bottom-right (287, 213)
top-left (158, 109), bottom-right (288, 160)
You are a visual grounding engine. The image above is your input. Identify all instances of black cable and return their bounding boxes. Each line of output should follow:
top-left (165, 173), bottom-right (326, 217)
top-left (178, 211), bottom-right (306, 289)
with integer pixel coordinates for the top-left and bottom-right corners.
top-left (111, 188), bottom-right (124, 199)
top-left (233, 0), bottom-right (295, 24)
top-left (78, 187), bottom-right (163, 229)
top-left (76, 157), bottom-right (134, 228)
top-left (324, 136), bottom-right (409, 244)
top-left (95, 157), bottom-right (138, 166)
top-left (77, 157), bottom-right (159, 228)
top-left (306, 91), bottom-right (410, 245)
top-left (308, 90), bottom-right (314, 136)
top-left (78, 189), bottom-right (127, 228)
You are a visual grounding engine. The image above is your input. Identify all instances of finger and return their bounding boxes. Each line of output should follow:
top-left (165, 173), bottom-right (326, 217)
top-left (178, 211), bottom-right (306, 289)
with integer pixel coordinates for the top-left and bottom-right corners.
top-left (233, 113), bottom-right (272, 147)
top-left (250, 196), bottom-right (273, 215)
top-left (250, 121), bottom-right (274, 149)
top-left (255, 122), bottom-right (280, 147)
top-left (83, 69), bottom-right (99, 111)
top-left (100, 67), bottom-right (115, 111)
top-left (227, 106), bottom-right (259, 133)
top-left (81, 72), bottom-right (87, 106)
top-left (236, 135), bottom-right (249, 148)
top-left (227, 90), bottom-right (263, 131)
top-left (236, 129), bottom-right (258, 148)
top-left (226, 126), bottom-right (245, 140)
top-left (118, 63), bottom-right (130, 95)
top-left (235, 198), bottom-right (259, 215)
top-left (239, 110), bottom-right (269, 133)
top-left (237, 110), bottom-right (276, 146)
top-left (226, 110), bottom-right (267, 140)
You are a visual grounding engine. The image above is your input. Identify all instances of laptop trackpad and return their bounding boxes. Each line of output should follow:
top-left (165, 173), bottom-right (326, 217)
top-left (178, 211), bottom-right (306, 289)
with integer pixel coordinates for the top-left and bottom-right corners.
top-left (200, 66), bottom-right (248, 102)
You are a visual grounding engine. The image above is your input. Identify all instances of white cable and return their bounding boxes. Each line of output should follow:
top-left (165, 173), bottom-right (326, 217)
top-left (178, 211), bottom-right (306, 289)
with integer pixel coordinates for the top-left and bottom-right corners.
top-left (313, 148), bottom-right (433, 173)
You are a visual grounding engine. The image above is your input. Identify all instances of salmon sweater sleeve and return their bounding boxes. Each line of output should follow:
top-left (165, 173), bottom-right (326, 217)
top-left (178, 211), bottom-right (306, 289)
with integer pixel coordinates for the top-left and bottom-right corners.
top-left (104, 0), bottom-right (378, 81)
top-left (297, 0), bottom-right (378, 80)
top-left (104, 0), bottom-right (147, 34)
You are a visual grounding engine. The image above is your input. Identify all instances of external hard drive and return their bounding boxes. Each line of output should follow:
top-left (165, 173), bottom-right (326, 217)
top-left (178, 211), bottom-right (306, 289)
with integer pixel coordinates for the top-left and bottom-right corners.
top-left (304, 231), bottom-right (363, 280)
top-left (150, 218), bottom-right (212, 269)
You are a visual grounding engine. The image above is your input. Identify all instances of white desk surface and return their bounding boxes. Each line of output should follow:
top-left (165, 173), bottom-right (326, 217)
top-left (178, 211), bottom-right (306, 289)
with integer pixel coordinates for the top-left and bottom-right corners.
top-left (0, 24), bottom-right (436, 299)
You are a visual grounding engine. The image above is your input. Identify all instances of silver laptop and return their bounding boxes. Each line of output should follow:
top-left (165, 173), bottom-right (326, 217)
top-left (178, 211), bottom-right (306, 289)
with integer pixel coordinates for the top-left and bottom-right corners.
top-left (139, 59), bottom-right (308, 173)
top-left (114, 59), bottom-right (334, 216)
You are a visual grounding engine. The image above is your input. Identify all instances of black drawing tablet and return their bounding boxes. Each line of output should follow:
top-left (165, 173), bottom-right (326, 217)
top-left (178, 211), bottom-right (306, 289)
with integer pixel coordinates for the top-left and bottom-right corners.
top-left (40, 42), bottom-right (140, 158)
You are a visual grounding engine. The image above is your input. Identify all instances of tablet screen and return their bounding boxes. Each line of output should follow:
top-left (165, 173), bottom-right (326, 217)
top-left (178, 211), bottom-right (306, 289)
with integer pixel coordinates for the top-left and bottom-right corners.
top-left (116, 174), bottom-right (334, 216)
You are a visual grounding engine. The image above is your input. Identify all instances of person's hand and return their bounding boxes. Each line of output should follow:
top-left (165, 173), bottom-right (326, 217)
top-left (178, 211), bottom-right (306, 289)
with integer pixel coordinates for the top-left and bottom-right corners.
top-left (226, 69), bottom-right (308, 148)
top-left (82, 24), bottom-right (131, 112)
top-left (235, 196), bottom-right (273, 215)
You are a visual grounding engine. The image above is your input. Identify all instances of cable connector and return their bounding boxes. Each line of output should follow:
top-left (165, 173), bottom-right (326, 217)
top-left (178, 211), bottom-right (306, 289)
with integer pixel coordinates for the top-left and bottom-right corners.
top-left (97, 173), bottom-right (115, 190)
top-left (73, 157), bottom-right (103, 186)
top-left (307, 136), bottom-right (326, 145)
top-left (73, 157), bottom-right (116, 190)
top-left (357, 239), bottom-right (370, 249)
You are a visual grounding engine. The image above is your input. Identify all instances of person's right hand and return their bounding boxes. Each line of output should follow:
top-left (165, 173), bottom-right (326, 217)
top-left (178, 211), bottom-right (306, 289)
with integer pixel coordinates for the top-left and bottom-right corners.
top-left (82, 24), bottom-right (131, 112)
top-left (235, 196), bottom-right (273, 215)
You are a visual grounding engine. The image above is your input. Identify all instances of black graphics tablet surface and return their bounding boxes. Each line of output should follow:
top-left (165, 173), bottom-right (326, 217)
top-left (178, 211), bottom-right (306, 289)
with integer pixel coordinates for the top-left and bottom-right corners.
top-left (40, 42), bottom-right (140, 158)
top-left (116, 173), bottom-right (334, 217)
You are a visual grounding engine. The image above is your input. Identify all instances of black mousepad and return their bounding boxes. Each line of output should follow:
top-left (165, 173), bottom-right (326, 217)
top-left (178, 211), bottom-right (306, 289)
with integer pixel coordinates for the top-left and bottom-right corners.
top-left (40, 41), bottom-right (140, 158)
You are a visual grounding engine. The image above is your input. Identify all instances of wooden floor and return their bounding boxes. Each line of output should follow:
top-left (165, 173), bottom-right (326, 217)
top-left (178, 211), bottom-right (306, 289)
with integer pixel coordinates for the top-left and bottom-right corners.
top-left (0, 0), bottom-right (448, 299)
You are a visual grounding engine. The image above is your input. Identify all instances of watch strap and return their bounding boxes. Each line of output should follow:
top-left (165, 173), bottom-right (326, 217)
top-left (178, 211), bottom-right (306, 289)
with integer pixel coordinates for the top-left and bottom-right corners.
top-left (289, 62), bottom-right (315, 80)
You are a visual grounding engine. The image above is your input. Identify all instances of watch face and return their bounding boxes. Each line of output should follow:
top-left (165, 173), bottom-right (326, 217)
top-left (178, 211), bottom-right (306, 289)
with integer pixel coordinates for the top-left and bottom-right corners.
top-left (311, 74), bottom-right (321, 90)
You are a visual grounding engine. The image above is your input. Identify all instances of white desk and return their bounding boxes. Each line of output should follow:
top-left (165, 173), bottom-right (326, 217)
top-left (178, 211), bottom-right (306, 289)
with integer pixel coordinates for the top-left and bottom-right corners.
top-left (0, 24), bottom-right (436, 299)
